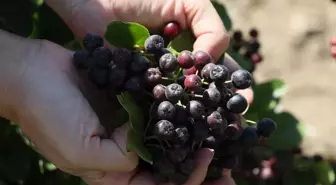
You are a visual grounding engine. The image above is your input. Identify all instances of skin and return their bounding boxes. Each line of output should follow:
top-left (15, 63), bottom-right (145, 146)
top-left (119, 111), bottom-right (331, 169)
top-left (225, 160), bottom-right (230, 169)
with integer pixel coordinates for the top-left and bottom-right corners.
top-left (0, 0), bottom-right (254, 184)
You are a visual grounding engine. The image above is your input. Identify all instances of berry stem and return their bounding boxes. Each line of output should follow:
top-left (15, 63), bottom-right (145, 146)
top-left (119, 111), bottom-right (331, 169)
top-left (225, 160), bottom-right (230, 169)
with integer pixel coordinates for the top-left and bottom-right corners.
top-left (187, 93), bottom-right (203, 98)
top-left (245, 119), bottom-right (256, 124)
top-left (177, 100), bottom-right (186, 108)
top-left (201, 79), bottom-right (209, 85)
top-left (161, 77), bottom-right (175, 81)
top-left (225, 80), bottom-right (232, 84)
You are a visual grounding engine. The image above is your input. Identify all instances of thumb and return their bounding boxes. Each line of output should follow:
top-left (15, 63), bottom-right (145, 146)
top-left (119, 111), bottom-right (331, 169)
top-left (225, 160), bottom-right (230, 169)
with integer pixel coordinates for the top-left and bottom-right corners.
top-left (82, 122), bottom-right (139, 172)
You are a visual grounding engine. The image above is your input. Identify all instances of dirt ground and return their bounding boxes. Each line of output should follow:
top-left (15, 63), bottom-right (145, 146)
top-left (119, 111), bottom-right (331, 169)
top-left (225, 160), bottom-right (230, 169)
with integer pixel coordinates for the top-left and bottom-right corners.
top-left (219, 0), bottom-right (336, 158)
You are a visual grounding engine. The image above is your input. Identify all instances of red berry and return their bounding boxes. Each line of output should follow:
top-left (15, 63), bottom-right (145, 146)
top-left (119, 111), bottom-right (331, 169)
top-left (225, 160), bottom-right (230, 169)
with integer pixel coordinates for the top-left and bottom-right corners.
top-left (184, 74), bottom-right (202, 90)
top-left (194, 51), bottom-right (212, 69)
top-left (164, 22), bottom-right (181, 39)
top-left (330, 37), bottom-right (336, 46)
top-left (183, 66), bottom-right (197, 75)
top-left (331, 46), bottom-right (336, 59)
top-left (178, 50), bottom-right (196, 69)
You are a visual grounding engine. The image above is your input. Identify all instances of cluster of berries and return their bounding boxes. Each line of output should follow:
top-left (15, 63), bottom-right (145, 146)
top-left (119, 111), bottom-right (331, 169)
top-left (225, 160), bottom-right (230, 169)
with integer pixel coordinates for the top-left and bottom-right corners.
top-left (72, 22), bottom-right (277, 185)
top-left (230, 29), bottom-right (262, 72)
top-left (330, 36), bottom-right (336, 60)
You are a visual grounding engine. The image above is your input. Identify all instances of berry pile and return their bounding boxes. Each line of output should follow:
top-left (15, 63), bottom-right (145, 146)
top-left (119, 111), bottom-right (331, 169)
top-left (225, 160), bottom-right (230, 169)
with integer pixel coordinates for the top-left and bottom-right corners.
top-left (230, 29), bottom-right (263, 72)
top-left (72, 22), bottom-right (277, 185)
top-left (330, 36), bottom-right (336, 60)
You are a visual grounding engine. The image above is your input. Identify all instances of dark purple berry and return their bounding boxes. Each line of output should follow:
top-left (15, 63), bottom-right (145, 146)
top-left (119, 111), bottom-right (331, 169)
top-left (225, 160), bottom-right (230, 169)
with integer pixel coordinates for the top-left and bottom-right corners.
top-left (145, 67), bottom-right (162, 85)
top-left (88, 67), bottom-right (109, 88)
top-left (201, 63), bottom-right (216, 82)
top-left (183, 66), bottom-right (197, 75)
top-left (231, 69), bottom-right (252, 89)
top-left (164, 22), bottom-right (181, 39)
top-left (92, 46), bottom-right (112, 67)
top-left (203, 136), bottom-right (219, 149)
top-left (226, 93), bottom-right (248, 114)
top-left (111, 48), bottom-right (133, 68)
top-left (157, 101), bottom-right (176, 120)
top-left (192, 120), bottom-right (209, 142)
top-left (154, 120), bottom-right (175, 140)
top-left (226, 123), bottom-right (243, 140)
top-left (179, 158), bottom-right (195, 175)
top-left (240, 127), bottom-right (258, 146)
top-left (73, 50), bottom-right (90, 69)
top-left (145, 35), bottom-right (165, 53)
top-left (249, 28), bottom-right (259, 38)
top-left (154, 48), bottom-right (172, 62)
top-left (186, 100), bottom-right (205, 120)
top-left (109, 63), bottom-right (127, 88)
top-left (167, 146), bottom-right (189, 163)
top-left (210, 65), bottom-right (229, 82)
top-left (194, 51), bottom-right (212, 69)
top-left (256, 118), bottom-right (277, 137)
top-left (175, 126), bottom-right (190, 144)
top-left (83, 33), bottom-right (104, 53)
top-left (207, 111), bottom-right (227, 131)
top-left (165, 83), bottom-right (184, 103)
top-left (159, 53), bottom-right (178, 72)
top-left (124, 76), bottom-right (144, 92)
top-left (130, 54), bottom-right (150, 73)
top-left (184, 74), bottom-right (202, 90)
top-left (153, 84), bottom-right (166, 101)
top-left (177, 50), bottom-right (196, 69)
top-left (203, 88), bottom-right (221, 105)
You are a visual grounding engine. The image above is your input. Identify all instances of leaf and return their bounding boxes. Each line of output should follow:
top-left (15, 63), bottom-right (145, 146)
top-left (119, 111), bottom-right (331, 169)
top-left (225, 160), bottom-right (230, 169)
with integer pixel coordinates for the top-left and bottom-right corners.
top-left (265, 111), bottom-right (305, 150)
top-left (113, 107), bottom-right (130, 129)
top-left (314, 161), bottom-right (335, 185)
top-left (283, 169), bottom-right (317, 185)
top-left (211, 1), bottom-right (232, 31)
top-left (117, 92), bottom-right (145, 134)
top-left (127, 129), bottom-right (153, 164)
top-left (170, 30), bottom-right (196, 52)
top-left (227, 49), bottom-right (253, 72)
top-left (104, 21), bottom-right (150, 49)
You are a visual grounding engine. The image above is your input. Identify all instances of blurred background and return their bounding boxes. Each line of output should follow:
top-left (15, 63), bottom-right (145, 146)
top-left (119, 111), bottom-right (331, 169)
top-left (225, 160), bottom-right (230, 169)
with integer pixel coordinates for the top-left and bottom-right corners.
top-left (221, 0), bottom-right (336, 158)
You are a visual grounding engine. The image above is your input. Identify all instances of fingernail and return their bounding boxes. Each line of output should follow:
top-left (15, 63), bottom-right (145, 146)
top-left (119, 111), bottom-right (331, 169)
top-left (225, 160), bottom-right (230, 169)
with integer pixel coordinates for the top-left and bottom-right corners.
top-left (204, 148), bottom-right (215, 165)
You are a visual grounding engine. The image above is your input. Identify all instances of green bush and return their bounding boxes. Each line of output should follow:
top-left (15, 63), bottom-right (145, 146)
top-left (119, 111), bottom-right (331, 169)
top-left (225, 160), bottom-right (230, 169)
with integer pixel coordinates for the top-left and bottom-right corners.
top-left (0, 0), bottom-right (334, 184)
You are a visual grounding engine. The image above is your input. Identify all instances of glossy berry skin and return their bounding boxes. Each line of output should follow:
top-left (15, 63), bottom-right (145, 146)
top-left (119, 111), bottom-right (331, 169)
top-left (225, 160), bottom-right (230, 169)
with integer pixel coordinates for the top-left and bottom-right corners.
top-left (163, 22), bottom-right (181, 39)
top-left (201, 63), bottom-right (216, 82)
top-left (111, 48), bottom-right (133, 68)
top-left (157, 101), bottom-right (176, 120)
top-left (73, 50), bottom-right (90, 69)
top-left (231, 69), bottom-right (252, 89)
top-left (92, 46), bottom-right (112, 67)
top-left (124, 76), bottom-right (143, 92)
top-left (203, 88), bottom-right (221, 105)
top-left (186, 100), bottom-right (205, 120)
top-left (153, 84), bottom-right (166, 101)
top-left (184, 74), bottom-right (202, 90)
top-left (175, 126), bottom-right (190, 144)
top-left (154, 48), bottom-right (172, 62)
top-left (192, 120), bottom-right (209, 142)
top-left (109, 63), bottom-right (127, 88)
top-left (145, 35), bottom-right (165, 53)
top-left (82, 33), bottom-right (104, 53)
top-left (226, 93), bottom-right (248, 114)
top-left (130, 54), bottom-right (150, 73)
top-left (183, 66), bottom-right (197, 75)
top-left (257, 118), bottom-right (277, 137)
top-left (145, 68), bottom-right (162, 85)
top-left (159, 53), bottom-right (178, 73)
top-left (210, 65), bottom-right (229, 83)
top-left (225, 123), bottom-right (243, 140)
top-left (240, 127), bottom-right (259, 146)
top-left (194, 51), bottom-right (212, 69)
top-left (154, 120), bottom-right (176, 140)
top-left (165, 83), bottom-right (184, 103)
top-left (177, 50), bottom-right (196, 69)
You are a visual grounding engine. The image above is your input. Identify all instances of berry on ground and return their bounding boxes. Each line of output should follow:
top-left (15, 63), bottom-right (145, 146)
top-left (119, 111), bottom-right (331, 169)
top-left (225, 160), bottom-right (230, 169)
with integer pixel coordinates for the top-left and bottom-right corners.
top-left (165, 83), bottom-right (184, 103)
top-left (83, 33), bottom-right (104, 53)
top-left (177, 50), bottom-right (196, 69)
top-left (184, 74), bottom-right (202, 90)
top-left (154, 120), bottom-right (176, 140)
top-left (159, 53), bottom-right (178, 72)
top-left (226, 93), bottom-right (248, 114)
top-left (201, 63), bottom-right (216, 82)
top-left (163, 22), bottom-right (181, 39)
top-left (186, 100), bottom-right (205, 120)
top-left (256, 118), bottom-right (277, 137)
top-left (210, 65), bottom-right (229, 83)
top-left (145, 35), bottom-right (165, 53)
top-left (153, 84), bottom-right (166, 101)
top-left (231, 69), bottom-right (253, 89)
top-left (145, 67), bottom-right (162, 85)
top-left (157, 101), bottom-right (176, 120)
top-left (194, 51), bottom-right (212, 69)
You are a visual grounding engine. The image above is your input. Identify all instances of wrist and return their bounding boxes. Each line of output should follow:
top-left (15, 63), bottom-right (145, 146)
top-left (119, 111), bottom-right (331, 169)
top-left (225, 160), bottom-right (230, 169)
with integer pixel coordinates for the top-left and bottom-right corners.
top-left (0, 30), bottom-right (41, 120)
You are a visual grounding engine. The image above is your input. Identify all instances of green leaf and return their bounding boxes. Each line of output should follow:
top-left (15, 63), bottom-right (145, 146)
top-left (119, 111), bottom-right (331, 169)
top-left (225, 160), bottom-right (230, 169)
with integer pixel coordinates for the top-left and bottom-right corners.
top-left (170, 30), bottom-right (196, 52)
top-left (314, 161), bottom-right (335, 185)
top-left (283, 169), bottom-right (317, 185)
top-left (116, 92), bottom-right (145, 134)
top-left (211, 1), bottom-right (232, 31)
top-left (227, 49), bottom-right (253, 72)
top-left (247, 79), bottom-right (286, 116)
top-left (127, 129), bottom-right (153, 164)
top-left (104, 21), bottom-right (150, 49)
top-left (168, 46), bottom-right (180, 56)
top-left (265, 111), bottom-right (305, 150)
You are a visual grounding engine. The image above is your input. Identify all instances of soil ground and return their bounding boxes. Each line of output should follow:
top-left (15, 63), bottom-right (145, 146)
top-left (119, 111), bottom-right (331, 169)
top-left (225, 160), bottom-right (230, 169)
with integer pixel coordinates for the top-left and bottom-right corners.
top-left (219, 0), bottom-right (336, 159)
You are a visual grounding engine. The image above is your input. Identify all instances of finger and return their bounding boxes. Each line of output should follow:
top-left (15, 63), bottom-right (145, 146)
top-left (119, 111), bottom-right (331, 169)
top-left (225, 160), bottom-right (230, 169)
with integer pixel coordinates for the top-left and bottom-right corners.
top-left (130, 171), bottom-right (158, 185)
top-left (82, 121), bottom-right (139, 172)
top-left (183, 148), bottom-right (215, 185)
top-left (202, 169), bottom-right (236, 185)
top-left (186, 0), bottom-right (230, 61)
top-left (81, 170), bottom-right (137, 185)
